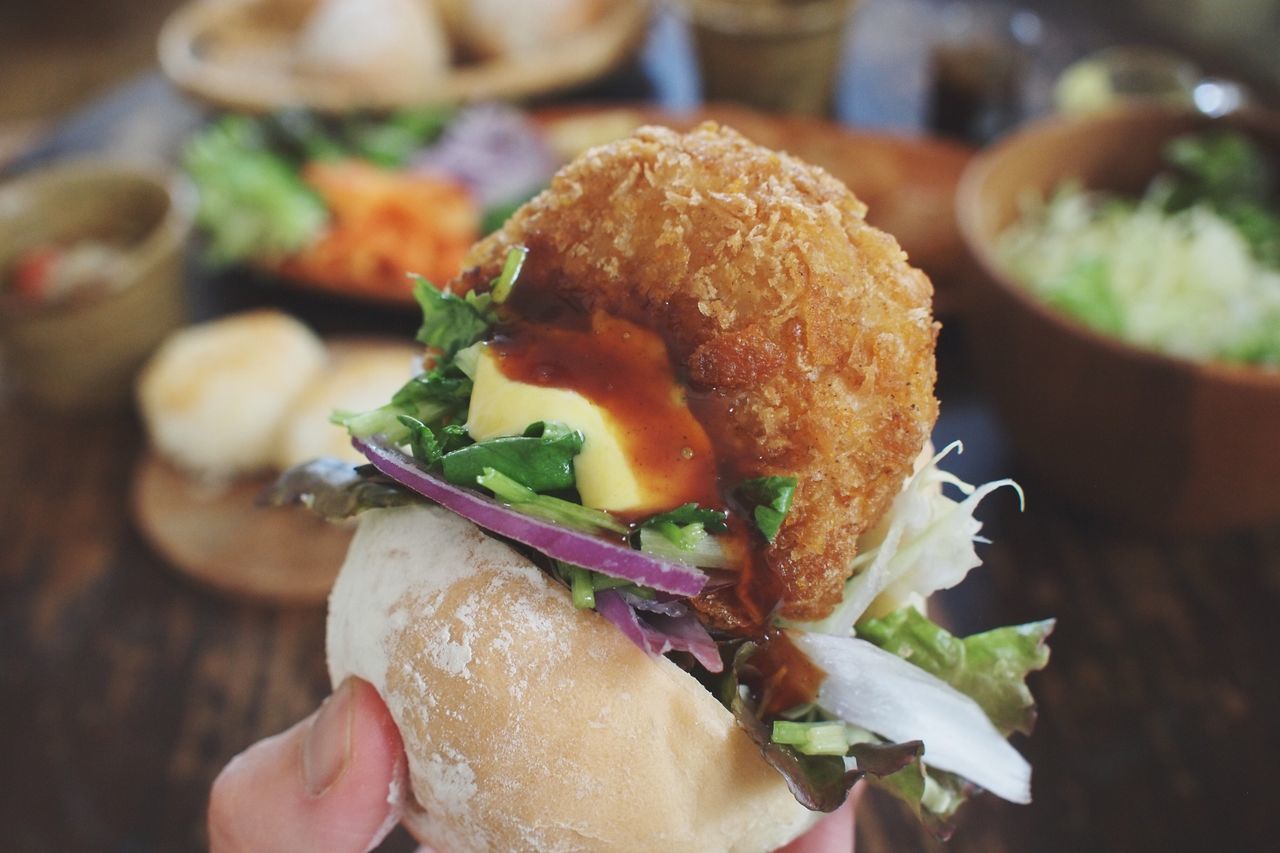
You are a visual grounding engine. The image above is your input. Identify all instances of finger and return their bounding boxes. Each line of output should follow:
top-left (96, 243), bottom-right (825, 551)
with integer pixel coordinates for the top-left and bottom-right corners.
top-left (777, 783), bottom-right (861, 853)
top-left (209, 678), bottom-right (407, 853)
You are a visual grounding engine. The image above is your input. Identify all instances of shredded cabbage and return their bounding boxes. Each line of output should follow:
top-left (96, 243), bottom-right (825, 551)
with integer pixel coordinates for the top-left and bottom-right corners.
top-left (790, 631), bottom-right (1032, 804)
top-left (998, 182), bottom-right (1280, 366)
top-left (794, 442), bottom-right (1021, 637)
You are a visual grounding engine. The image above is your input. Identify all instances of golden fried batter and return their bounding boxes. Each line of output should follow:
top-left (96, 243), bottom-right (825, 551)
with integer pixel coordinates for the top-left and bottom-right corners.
top-left (455, 123), bottom-right (939, 624)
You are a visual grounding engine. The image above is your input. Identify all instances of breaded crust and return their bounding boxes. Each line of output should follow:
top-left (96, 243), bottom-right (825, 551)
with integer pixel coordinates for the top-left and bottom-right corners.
top-left (456, 123), bottom-right (939, 624)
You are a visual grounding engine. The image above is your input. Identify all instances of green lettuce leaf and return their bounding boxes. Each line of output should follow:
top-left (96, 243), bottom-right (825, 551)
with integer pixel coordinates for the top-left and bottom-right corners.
top-left (412, 276), bottom-right (495, 357)
top-left (640, 503), bottom-right (731, 554)
top-left (551, 561), bottom-right (655, 610)
top-left (726, 643), bottom-right (858, 812)
top-left (723, 642), bottom-right (924, 813)
top-left (399, 418), bottom-right (470, 467)
top-left (869, 760), bottom-right (975, 840)
top-left (764, 703), bottom-right (978, 839)
top-left (184, 115), bottom-right (327, 264)
top-left (737, 476), bottom-right (797, 542)
top-left (1161, 131), bottom-right (1280, 267)
top-left (334, 363), bottom-right (473, 445)
top-left (857, 607), bottom-right (1053, 737)
top-left (343, 107), bottom-right (454, 168)
top-left (442, 421), bottom-right (584, 493)
top-left (642, 503), bottom-right (730, 534)
top-left (476, 468), bottom-right (628, 535)
top-left (490, 245), bottom-right (528, 303)
top-left (1164, 131), bottom-right (1273, 206)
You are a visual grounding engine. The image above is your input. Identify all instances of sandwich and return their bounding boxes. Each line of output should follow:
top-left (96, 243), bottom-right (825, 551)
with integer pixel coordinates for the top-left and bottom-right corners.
top-left (271, 123), bottom-right (1053, 851)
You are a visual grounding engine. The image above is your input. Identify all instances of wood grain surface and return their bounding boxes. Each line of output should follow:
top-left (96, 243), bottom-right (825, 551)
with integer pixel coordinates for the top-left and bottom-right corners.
top-left (5, 311), bottom-right (1280, 853)
top-left (4, 3), bottom-right (1280, 849)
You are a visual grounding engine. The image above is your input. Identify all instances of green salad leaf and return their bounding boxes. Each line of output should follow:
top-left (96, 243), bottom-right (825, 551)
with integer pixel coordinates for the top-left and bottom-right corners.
top-left (643, 504), bottom-right (730, 533)
top-left (1043, 257), bottom-right (1123, 336)
top-left (765, 706), bottom-right (976, 839)
top-left (490, 245), bottom-right (529, 304)
top-left (858, 607), bottom-right (1054, 737)
top-left (1162, 131), bottom-right (1280, 268)
top-left (398, 418), bottom-right (470, 466)
top-left (184, 115), bottom-right (327, 264)
top-left (442, 421), bottom-right (584, 494)
top-left (723, 642), bottom-right (924, 813)
top-left (870, 759), bottom-right (974, 840)
top-left (1164, 131), bottom-right (1274, 207)
top-left (553, 561), bottom-right (655, 610)
top-left (725, 643), bottom-right (859, 812)
top-left (476, 468), bottom-right (628, 535)
top-left (737, 476), bottom-right (798, 543)
top-left (259, 107), bottom-right (453, 168)
top-left (335, 362), bottom-right (473, 445)
top-left (412, 276), bottom-right (496, 356)
top-left (343, 107), bottom-right (454, 168)
top-left (258, 109), bottom-right (346, 161)
top-left (762, 691), bottom-right (976, 839)
top-left (998, 146), bottom-right (1280, 366)
top-left (771, 720), bottom-right (857, 756)
top-left (636, 504), bottom-right (735, 568)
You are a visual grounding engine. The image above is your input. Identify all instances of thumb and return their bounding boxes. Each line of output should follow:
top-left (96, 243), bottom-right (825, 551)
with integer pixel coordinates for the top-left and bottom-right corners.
top-left (776, 782), bottom-right (861, 853)
top-left (209, 677), bottom-right (407, 853)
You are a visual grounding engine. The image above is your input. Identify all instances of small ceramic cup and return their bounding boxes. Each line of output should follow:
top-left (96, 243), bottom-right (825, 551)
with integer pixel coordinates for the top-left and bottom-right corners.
top-left (0, 161), bottom-right (195, 411)
top-left (681, 0), bottom-right (861, 115)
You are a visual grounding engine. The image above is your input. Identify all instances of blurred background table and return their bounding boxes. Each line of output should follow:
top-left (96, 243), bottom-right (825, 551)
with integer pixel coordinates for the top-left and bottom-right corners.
top-left (2, 1), bottom-right (1280, 851)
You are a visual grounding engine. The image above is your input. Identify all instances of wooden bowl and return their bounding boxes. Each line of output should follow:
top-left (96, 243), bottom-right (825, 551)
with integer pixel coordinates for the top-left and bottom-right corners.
top-left (0, 162), bottom-right (194, 411)
top-left (159, 0), bottom-right (650, 113)
top-left (956, 107), bottom-right (1280, 532)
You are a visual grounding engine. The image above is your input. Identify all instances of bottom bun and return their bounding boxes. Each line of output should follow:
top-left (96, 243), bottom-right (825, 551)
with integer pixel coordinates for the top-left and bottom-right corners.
top-left (327, 505), bottom-right (818, 852)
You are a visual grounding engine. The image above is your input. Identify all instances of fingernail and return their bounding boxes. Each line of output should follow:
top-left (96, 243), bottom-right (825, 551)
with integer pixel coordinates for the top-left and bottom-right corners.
top-left (302, 678), bottom-right (356, 797)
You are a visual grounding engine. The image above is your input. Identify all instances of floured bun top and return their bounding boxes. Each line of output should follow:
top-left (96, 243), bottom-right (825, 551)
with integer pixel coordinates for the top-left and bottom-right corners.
top-left (327, 505), bottom-right (817, 853)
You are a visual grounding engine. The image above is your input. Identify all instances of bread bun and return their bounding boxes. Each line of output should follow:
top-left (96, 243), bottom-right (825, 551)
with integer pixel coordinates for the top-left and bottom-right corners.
top-left (437, 0), bottom-right (608, 60)
top-left (327, 505), bottom-right (817, 852)
top-left (296, 0), bottom-right (450, 101)
top-left (272, 340), bottom-right (419, 470)
top-left (137, 310), bottom-right (327, 479)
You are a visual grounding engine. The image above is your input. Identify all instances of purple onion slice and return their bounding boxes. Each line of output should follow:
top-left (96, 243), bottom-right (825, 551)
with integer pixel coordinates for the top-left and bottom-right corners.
top-left (595, 590), bottom-right (723, 673)
top-left (620, 590), bottom-right (687, 618)
top-left (354, 438), bottom-right (708, 597)
top-left (411, 105), bottom-right (557, 208)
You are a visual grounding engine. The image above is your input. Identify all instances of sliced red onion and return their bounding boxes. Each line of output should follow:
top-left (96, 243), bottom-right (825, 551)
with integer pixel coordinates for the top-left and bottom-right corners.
top-left (412, 105), bottom-right (557, 208)
top-left (354, 438), bottom-right (708, 597)
top-left (620, 591), bottom-right (687, 618)
top-left (596, 590), bottom-right (723, 673)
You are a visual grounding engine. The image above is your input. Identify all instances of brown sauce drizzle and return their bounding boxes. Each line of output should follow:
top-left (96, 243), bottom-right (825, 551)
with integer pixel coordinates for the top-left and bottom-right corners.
top-left (488, 312), bottom-right (722, 518)
top-left (746, 630), bottom-right (829, 717)
top-left (494, 248), bottom-right (795, 647)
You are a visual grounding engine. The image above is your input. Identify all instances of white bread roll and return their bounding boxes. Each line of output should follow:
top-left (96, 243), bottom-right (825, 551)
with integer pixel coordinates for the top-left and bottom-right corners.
top-left (296, 0), bottom-right (451, 101)
top-left (327, 505), bottom-right (817, 852)
top-left (436, 0), bottom-right (608, 60)
top-left (272, 341), bottom-right (419, 470)
top-left (137, 310), bottom-right (327, 479)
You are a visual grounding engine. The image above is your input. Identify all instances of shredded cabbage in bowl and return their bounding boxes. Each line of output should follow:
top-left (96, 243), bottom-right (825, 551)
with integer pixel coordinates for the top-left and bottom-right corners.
top-left (996, 133), bottom-right (1280, 367)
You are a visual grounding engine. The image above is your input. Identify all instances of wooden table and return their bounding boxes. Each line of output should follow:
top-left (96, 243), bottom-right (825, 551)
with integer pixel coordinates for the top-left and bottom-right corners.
top-left (4, 3), bottom-right (1279, 851)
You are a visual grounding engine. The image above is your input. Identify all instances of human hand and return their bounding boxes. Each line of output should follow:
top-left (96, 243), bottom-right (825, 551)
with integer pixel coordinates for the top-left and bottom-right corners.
top-left (209, 678), bottom-right (405, 852)
top-left (209, 678), bottom-right (857, 853)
